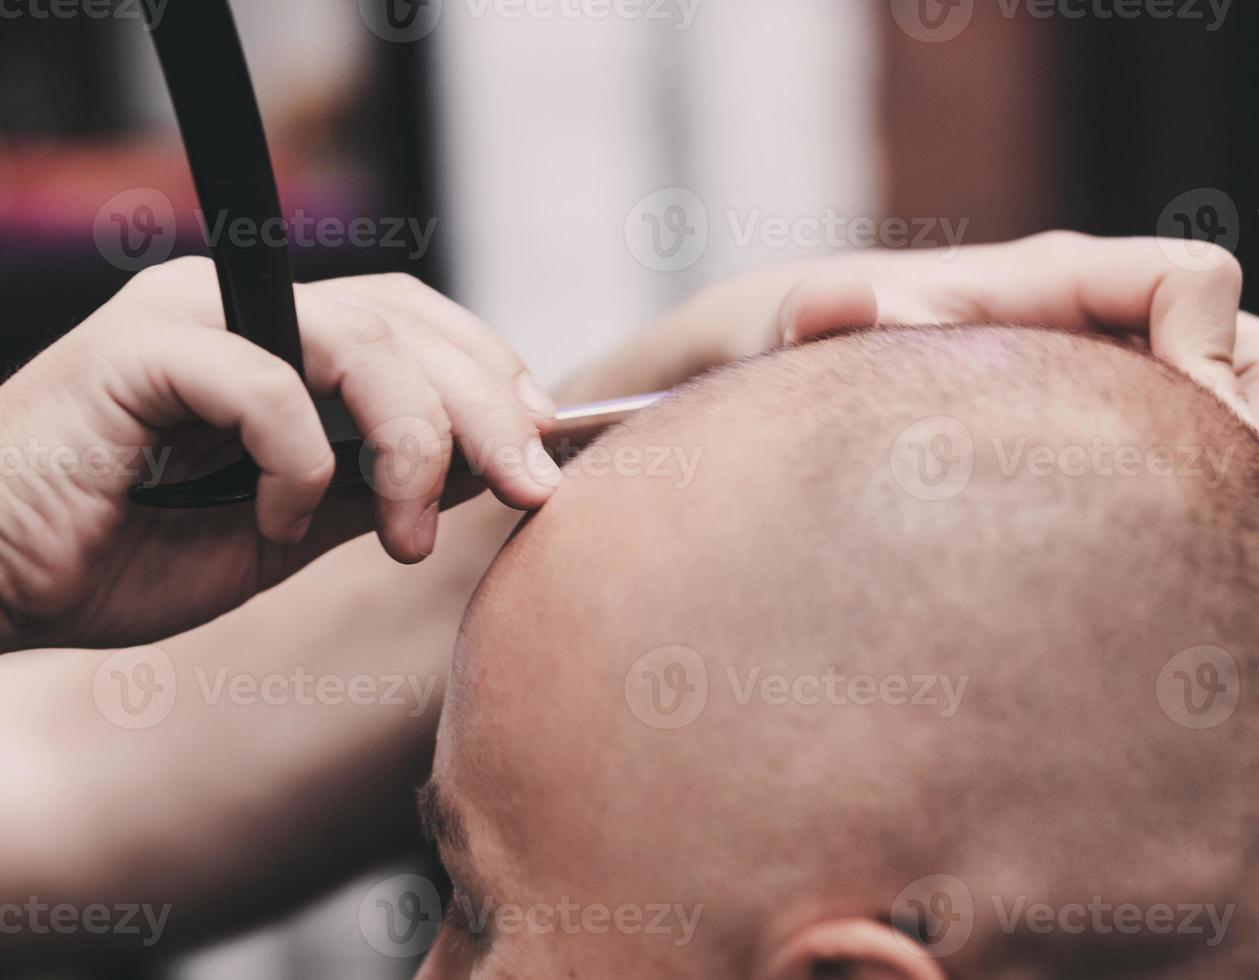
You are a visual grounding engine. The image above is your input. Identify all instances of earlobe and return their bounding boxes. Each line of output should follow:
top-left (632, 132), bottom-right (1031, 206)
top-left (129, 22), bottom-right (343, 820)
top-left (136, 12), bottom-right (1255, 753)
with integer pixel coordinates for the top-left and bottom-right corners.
top-left (762, 918), bottom-right (949, 980)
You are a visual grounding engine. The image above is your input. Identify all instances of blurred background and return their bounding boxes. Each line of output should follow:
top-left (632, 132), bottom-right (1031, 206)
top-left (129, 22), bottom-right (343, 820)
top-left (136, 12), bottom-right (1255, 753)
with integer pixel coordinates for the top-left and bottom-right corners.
top-left (2, 0), bottom-right (1257, 976)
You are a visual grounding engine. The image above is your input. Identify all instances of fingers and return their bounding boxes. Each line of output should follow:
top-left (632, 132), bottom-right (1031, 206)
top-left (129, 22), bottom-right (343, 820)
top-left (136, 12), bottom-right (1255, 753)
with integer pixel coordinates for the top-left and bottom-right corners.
top-left (347, 363), bottom-right (451, 565)
top-left (774, 235), bottom-right (1256, 428)
top-left (392, 329), bottom-right (564, 509)
top-left (1145, 242), bottom-right (1253, 426)
top-left (102, 312), bottom-right (335, 544)
top-left (115, 256), bottom-right (230, 326)
top-left (308, 273), bottom-right (558, 426)
top-left (115, 260), bottom-right (560, 562)
top-left (291, 288), bottom-right (561, 517)
top-left (776, 276), bottom-right (880, 346)
top-left (1231, 312), bottom-right (1259, 410)
top-left (955, 233), bottom-right (1254, 426)
top-left (297, 301), bottom-right (452, 562)
top-left (1068, 235), bottom-right (1251, 426)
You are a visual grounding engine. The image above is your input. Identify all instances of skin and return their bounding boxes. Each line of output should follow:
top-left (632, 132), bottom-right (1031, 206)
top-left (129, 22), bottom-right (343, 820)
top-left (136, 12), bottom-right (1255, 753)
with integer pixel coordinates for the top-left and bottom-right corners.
top-left (0, 232), bottom-right (1249, 652)
top-left (0, 251), bottom-right (806, 966)
top-left (632, 232), bottom-right (1259, 424)
top-left (420, 326), bottom-right (1259, 979)
top-left (0, 257), bottom-right (566, 651)
top-left (2, 231), bottom-right (1256, 966)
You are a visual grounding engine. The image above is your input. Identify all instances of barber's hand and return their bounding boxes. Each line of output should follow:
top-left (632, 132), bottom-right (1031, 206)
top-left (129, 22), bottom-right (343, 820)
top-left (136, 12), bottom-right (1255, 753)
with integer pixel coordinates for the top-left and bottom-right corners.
top-left (650, 231), bottom-right (1258, 425)
top-left (0, 257), bottom-right (561, 652)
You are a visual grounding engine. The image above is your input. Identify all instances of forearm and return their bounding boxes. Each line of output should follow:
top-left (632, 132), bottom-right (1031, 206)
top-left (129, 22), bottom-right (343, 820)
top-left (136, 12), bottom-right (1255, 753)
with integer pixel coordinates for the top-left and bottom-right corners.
top-left (0, 277), bottom-right (804, 962)
top-left (0, 498), bottom-right (514, 964)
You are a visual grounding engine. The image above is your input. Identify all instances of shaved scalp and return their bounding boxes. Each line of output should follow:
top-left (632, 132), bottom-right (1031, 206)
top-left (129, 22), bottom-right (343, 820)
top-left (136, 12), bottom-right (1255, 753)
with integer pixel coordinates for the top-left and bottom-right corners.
top-left (447, 325), bottom-right (1259, 979)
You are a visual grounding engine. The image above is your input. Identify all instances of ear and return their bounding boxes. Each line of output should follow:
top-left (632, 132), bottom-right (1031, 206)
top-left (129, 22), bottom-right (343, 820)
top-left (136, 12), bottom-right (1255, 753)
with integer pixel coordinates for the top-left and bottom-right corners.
top-left (761, 918), bottom-right (949, 980)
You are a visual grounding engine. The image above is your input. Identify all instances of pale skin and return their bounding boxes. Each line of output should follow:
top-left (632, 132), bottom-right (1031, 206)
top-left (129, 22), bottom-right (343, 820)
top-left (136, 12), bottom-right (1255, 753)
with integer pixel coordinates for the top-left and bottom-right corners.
top-left (606, 231), bottom-right (1259, 419)
top-left (0, 232), bottom-right (1251, 653)
top-left (417, 325), bottom-right (1259, 980)
top-left (0, 232), bottom-right (1253, 965)
top-left (0, 257), bottom-right (574, 651)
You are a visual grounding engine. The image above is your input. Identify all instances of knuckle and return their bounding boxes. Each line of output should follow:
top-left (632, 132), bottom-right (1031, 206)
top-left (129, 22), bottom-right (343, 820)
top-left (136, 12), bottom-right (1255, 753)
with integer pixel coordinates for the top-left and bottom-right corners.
top-left (418, 397), bottom-right (454, 440)
top-left (167, 254), bottom-right (215, 275)
top-left (1164, 239), bottom-right (1244, 287)
top-left (250, 360), bottom-right (304, 409)
top-left (379, 271), bottom-right (430, 296)
top-left (486, 336), bottom-right (526, 373)
top-left (134, 255), bottom-right (212, 286)
top-left (129, 264), bottom-right (163, 288)
top-left (466, 387), bottom-right (523, 426)
top-left (393, 403), bottom-right (453, 449)
top-left (293, 447), bottom-right (336, 490)
top-left (350, 310), bottom-right (398, 349)
top-left (377, 307), bottom-right (428, 344)
top-left (1027, 229), bottom-right (1089, 254)
top-left (370, 408), bottom-right (452, 453)
top-left (1206, 247), bottom-right (1243, 286)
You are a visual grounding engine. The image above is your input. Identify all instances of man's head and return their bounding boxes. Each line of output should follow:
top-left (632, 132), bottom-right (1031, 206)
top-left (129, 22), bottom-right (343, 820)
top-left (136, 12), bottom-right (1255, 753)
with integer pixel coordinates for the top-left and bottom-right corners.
top-left (419, 325), bottom-right (1259, 979)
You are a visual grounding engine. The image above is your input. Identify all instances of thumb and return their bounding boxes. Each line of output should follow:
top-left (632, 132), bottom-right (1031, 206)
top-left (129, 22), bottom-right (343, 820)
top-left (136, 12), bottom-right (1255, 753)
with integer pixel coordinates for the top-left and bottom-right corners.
top-left (777, 275), bottom-right (879, 346)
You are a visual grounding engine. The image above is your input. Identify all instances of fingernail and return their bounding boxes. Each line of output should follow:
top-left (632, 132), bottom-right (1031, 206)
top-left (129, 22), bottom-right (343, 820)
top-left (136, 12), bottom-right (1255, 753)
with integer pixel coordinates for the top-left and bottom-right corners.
top-left (527, 438), bottom-right (564, 489)
top-left (517, 374), bottom-right (558, 419)
top-left (286, 514), bottom-right (314, 544)
top-left (777, 277), bottom-right (816, 346)
top-left (415, 502), bottom-right (439, 558)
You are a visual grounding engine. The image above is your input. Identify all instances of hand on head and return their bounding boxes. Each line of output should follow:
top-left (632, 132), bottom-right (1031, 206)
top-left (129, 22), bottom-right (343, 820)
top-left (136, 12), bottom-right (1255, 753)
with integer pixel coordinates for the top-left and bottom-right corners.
top-left (421, 325), bottom-right (1259, 979)
top-left (4, 231), bottom-right (1251, 655)
top-left (701, 232), bottom-right (1258, 428)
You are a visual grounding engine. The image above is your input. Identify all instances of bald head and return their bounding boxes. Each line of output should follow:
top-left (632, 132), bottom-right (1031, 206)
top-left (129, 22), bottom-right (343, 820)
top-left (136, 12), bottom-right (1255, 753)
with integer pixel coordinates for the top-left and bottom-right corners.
top-left (421, 326), bottom-right (1259, 980)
